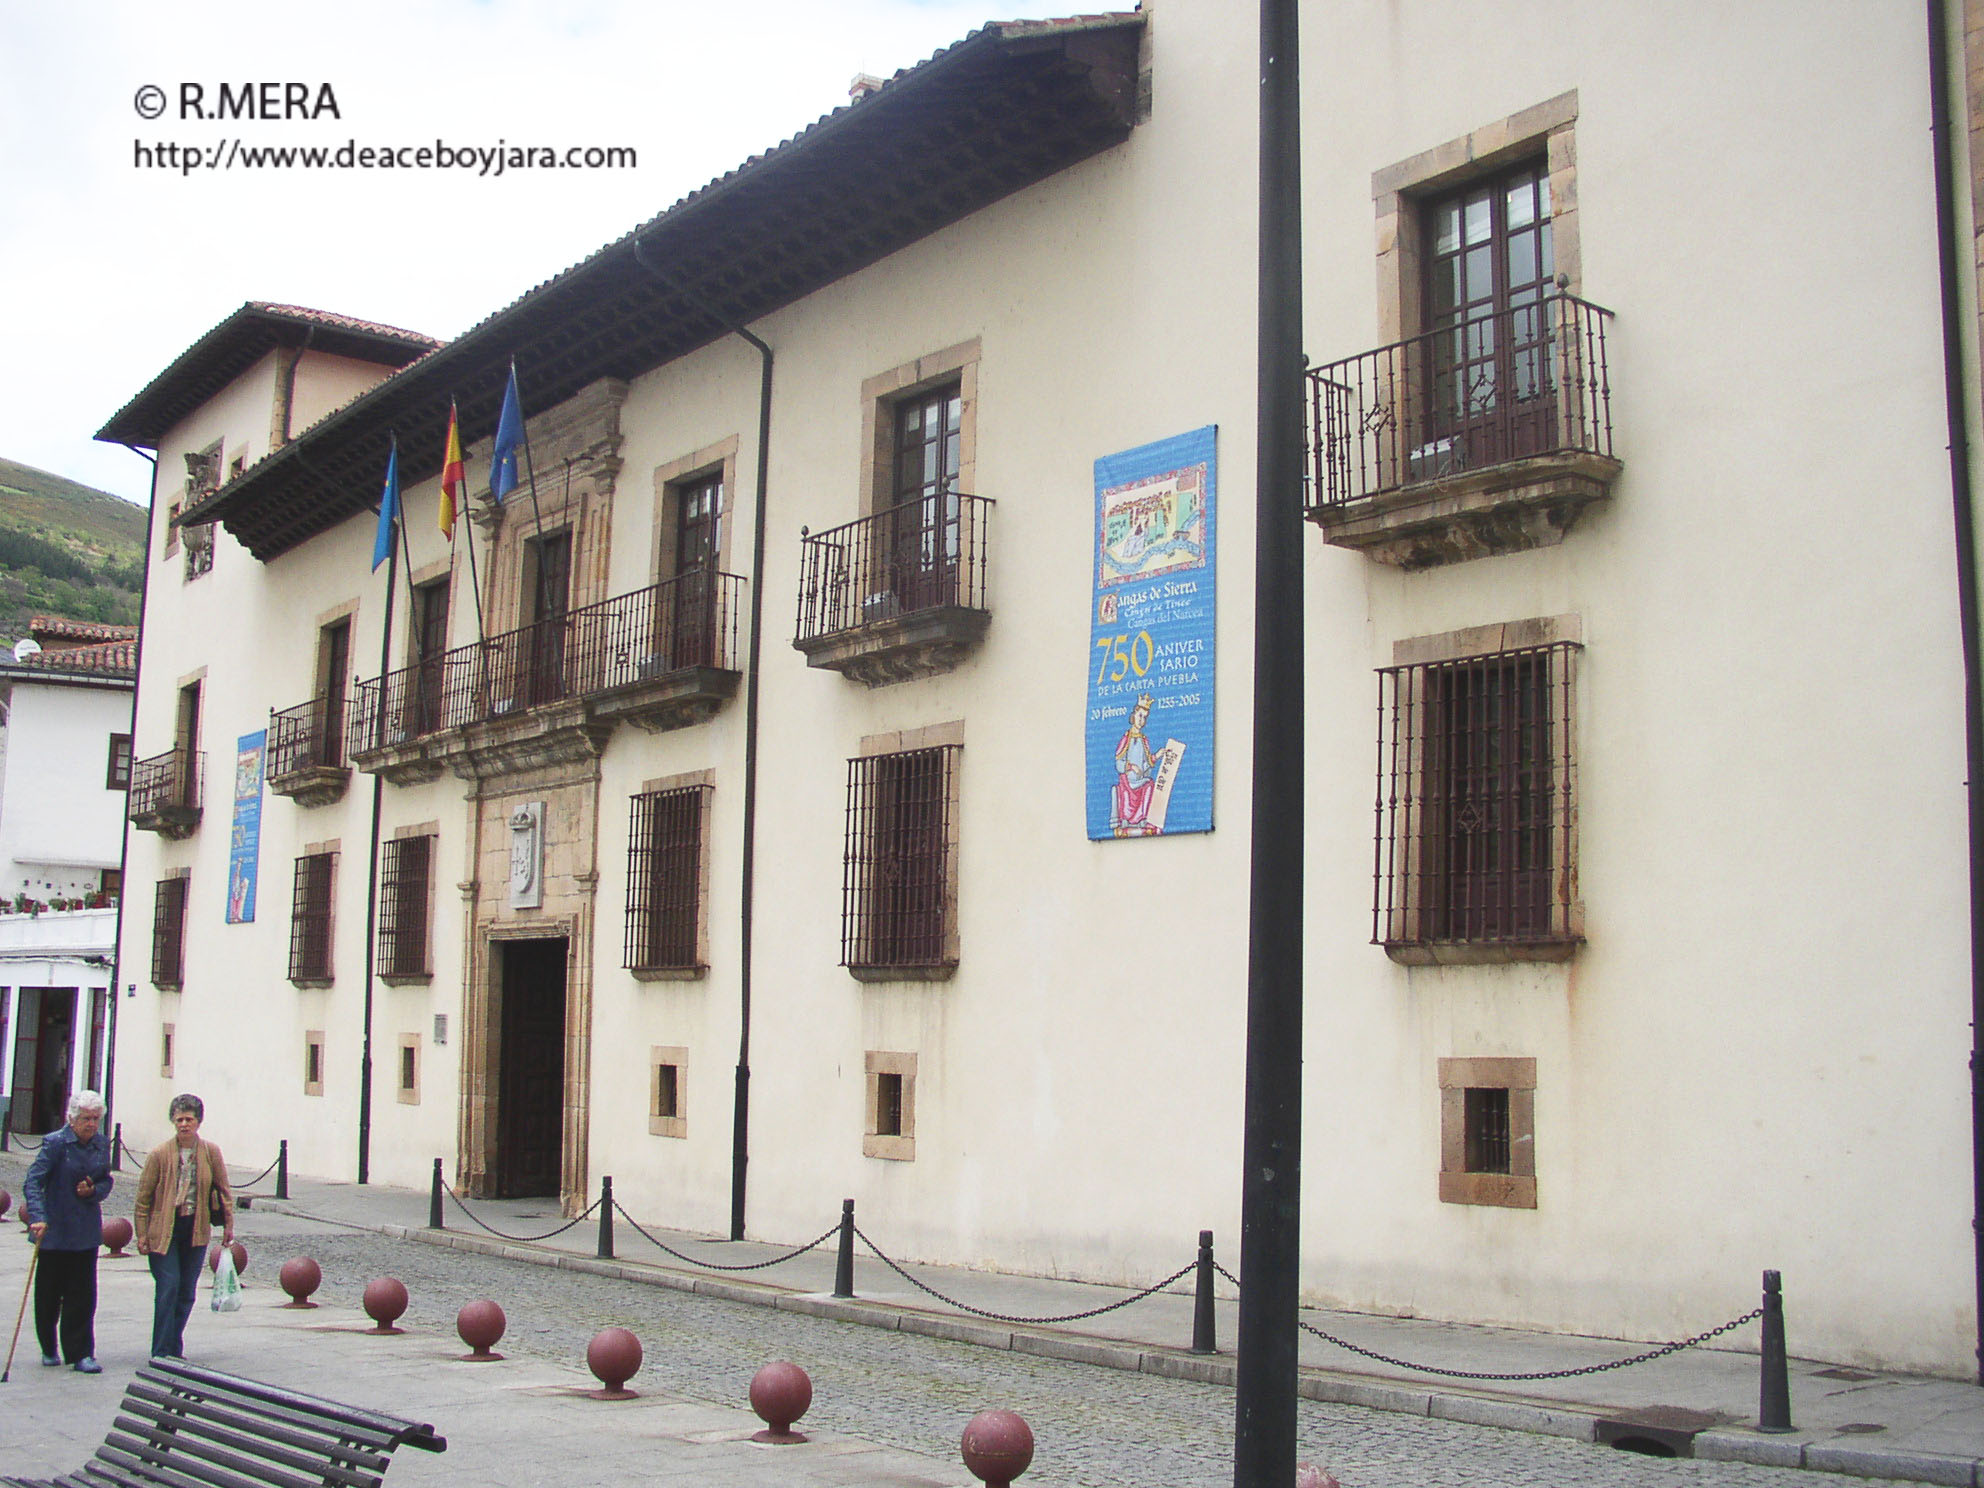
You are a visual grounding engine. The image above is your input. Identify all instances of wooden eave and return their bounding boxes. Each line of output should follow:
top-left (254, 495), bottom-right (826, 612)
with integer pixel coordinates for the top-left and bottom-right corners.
top-left (168, 15), bottom-right (1144, 562)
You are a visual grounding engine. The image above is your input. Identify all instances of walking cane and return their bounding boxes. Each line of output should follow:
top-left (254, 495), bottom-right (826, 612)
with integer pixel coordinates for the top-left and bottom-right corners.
top-left (2, 1229), bottom-right (46, 1382)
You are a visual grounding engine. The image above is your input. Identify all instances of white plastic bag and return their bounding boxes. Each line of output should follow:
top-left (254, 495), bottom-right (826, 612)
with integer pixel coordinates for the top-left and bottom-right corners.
top-left (211, 1251), bottom-right (243, 1313)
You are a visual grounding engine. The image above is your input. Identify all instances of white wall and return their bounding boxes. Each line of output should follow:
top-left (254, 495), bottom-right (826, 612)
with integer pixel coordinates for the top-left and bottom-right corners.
top-left (0, 678), bottom-right (133, 897)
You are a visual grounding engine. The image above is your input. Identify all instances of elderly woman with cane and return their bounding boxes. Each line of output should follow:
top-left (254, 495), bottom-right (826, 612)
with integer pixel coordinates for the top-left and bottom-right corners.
top-left (21, 1089), bottom-right (113, 1374)
top-left (132, 1093), bottom-right (233, 1361)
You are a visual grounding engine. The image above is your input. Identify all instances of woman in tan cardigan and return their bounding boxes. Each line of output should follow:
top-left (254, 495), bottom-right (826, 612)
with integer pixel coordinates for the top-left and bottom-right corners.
top-left (132, 1093), bottom-right (234, 1359)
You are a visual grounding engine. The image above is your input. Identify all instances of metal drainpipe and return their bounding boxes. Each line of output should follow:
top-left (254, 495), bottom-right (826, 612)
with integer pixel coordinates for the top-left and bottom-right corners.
top-left (631, 236), bottom-right (772, 1240)
top-left (1926, 0), bottom-right (1984, 1386)
top-left (103, 443), bottom-right (160, 1136)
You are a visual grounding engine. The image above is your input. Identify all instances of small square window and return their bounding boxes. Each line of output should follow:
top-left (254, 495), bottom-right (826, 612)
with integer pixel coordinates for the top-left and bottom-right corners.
top-left (303, 1031), bottom-right (325, 1097)
top-left (160, 1023), bottom-right (175, 1078)
top-left (649, 1045), bottom-right (687, 1138)
top-left (863, 1051), bottom-right (916, 1161)
top-left (396, 1034), bottom-right (420, 1105)
top-left (106, 734), bottom-right (132, 792)
top-left (1439, 1057), bottom-right (1535, 1208)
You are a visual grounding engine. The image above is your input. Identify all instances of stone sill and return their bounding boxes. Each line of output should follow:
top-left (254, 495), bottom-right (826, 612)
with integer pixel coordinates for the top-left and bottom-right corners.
top-left (630, 965), bottom-right (707, 982)
top-left (289, 977), bottom-right (334, 991)
top-left (266, 764), bottom-right (351, 808)
top-left (846, 962), bottom-right (958, 983)
top-left (1308, 449), bottom-right (1621, 569)
top-left (378, 973), bottom-right (432, 988)
top-left (1384, 937), bottom-right (1580, 966)
top-left (795, 605), bottom-right (990, 687)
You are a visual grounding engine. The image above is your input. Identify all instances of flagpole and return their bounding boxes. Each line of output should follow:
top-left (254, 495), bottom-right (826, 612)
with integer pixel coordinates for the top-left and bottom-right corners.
top-left (461, 502), bottom-right (487, 644)
top-left (357, 435), bottom-right (402, 1188)
top-left (512, 360), bottom-right (552, 555)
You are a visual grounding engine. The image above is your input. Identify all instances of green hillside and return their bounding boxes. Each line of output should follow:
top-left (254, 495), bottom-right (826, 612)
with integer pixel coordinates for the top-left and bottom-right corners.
top-left (0, 456), bottom-right (146, 642)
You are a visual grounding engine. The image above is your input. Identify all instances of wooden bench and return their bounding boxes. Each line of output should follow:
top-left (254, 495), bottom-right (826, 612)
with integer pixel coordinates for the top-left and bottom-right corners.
top-left (3, 1357), bottom-right (446, 1488)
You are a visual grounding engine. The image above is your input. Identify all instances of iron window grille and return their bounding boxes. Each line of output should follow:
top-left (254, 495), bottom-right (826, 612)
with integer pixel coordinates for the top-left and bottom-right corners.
top-left (288, 851), bottom-right (336, 982)
top-left (624, 784), bottom-right (710, 972)
top-left (152, 876), bottom-right (187, 988)
top-left (842, 746), bottom-right (959, 974)
top-left (1374, 641), bottom-right (1579, 952)
top-left (377, 835), bottom-right (434, 978)
top-left (1463, 1087), bottom-right (1512, 1173)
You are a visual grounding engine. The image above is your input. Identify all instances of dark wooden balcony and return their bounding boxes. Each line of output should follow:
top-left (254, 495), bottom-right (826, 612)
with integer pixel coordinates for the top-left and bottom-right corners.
top-left (1307, 293), bottom-right (1619, 569)
top-left (348, 571), bottom-right (743, 783)
top-left (129, 748), bottom-right (203, 838)
top-left (266, 697), bottom-right (350, 807)
top-left (793, 493), bottom-right (992, 686)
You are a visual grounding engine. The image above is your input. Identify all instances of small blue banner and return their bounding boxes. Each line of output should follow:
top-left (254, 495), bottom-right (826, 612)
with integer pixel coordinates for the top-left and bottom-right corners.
top-left (227, 731), bottom-right (265, 924)
top-left (1085, 426), bottom-right (1217, 839)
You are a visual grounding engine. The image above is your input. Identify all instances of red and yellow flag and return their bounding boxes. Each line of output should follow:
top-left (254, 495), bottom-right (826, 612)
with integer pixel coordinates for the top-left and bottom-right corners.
top-left (438, 401), bottom-right (466, 539)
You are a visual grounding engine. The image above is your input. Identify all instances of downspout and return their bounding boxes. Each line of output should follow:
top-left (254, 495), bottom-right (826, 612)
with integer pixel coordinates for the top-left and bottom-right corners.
top-left (1926, 0), bottom-right (1984, 1386)
top-left (630, 236), bottom-right (772, 1241)
top-left (103, 443), bottom-right (161, 1138)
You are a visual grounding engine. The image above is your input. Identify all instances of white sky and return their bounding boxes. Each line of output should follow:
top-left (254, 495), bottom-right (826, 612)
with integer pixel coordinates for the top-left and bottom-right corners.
top-left (0, 0), bottom-right (1013, 506)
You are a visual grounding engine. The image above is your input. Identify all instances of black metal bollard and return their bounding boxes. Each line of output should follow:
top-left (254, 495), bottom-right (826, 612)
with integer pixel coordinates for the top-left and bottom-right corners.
top-left (109, 1122), bottom-right (120, 1169)
top-left (833, 1199), bottom-right (855, 1299)
top-left (597, 1176), bottom-right (615, 1259)
top-left (1758, 1269), bottom-right (1793, 1432)
top-left (3, 1118), bottom-right (12, 1153)
top-left (1191, 1230), bottom-right (1218, 1354)
top-left (275, 1139), bottom-right (289, 1200)
top-left (428, 1158), bottom-right (445, 1230)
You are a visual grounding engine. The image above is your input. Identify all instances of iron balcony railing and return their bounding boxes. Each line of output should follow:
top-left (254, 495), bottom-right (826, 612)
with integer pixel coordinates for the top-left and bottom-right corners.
top-left (129, 747), bottom-right (203, 821)
top-left (350, 570), bottom-right (743, 749)
top-left (268, 695), bottom-right (347, 777)
top-left (1307, 293), bottom-right (1615, 512)
top-left (795, 492), bottom-right (993, 644)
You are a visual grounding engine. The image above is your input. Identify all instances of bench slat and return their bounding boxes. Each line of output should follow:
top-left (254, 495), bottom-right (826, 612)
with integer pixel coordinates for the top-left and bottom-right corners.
top-left (142, 1363), bottom-right (442, 1451)
top-left (105, 1414), bottom-right (384, 1488)
top-left (116, 1392), bottom-right (394, 1473)
top-left (125, 1379), bottom-right (403, 1456)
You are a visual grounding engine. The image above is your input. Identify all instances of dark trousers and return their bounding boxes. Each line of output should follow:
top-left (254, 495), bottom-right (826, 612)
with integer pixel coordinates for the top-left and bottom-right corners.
top-left (147, 1214), bottom-right (203, 1360)
top-left (33, 1247), bottom-right (97, 1364)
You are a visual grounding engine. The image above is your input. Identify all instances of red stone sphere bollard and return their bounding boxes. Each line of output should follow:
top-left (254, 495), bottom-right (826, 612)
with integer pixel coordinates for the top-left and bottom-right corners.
top-left (207, 1240), bottom-right (249, 1275)
top-left (0, 1185), bottom-right (10, 1219)
top-left (278, 1256), bottom-right (322, 1309)
top-left (100, 1216), bottom-right (133, 1257)
top-left (362, 1277), bottom-right (409, 1335)
top-left (1295, 1465), bottom-right (1342, 1488)
top-left (585, 1327), bottom-right (642, 1400)
top-left (961, 1410), bottom-right (1034, 1487)
top-left (748, 1361), bottom-right (813, 1443)
top-left (456, 1300), bottom-right (506, 1362)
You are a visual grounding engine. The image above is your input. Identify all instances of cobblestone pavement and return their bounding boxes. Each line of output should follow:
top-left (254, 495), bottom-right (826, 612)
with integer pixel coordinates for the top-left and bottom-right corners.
top-left (234, 1216), bottom-right (1922, 1488)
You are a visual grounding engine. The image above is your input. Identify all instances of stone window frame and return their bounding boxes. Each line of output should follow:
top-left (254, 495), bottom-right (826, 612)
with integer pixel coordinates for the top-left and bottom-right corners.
top-left (1439, 1056), bottom-right (1536, 1208)
top-left (378, 825), bottom-right (439, 985)
top-left (625, 770), bottom-right (714, 981)
top-left (1373, 91), bottom-right (1581, 351)
top-left (303, 1030), bottom-right (325, 1098)
top-left (396, 1032), bottom-right (421, 1106)
top-left (859, 339), bottom-right (981, 522)
top-left (650, 438), bottom-right (739, 584)
top-left (863, 1050), bottom-right (917, 1162)
top-left (649, 1044), bottom-right (687, 1139)
top-left (1376, 615), bottom-right (1583, 964)
top-left (843, 722), bottom-right (963, 982)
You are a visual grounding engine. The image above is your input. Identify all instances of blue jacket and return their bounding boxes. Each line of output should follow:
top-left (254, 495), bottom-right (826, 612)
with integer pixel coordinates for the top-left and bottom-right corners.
top-left (24, 1124), bottom-right (113, 1252)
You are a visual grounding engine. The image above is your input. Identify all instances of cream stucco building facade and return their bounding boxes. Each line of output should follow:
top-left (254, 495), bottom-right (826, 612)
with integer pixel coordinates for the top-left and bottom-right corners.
top-left (99, 2), bottom-right (1984, 1376)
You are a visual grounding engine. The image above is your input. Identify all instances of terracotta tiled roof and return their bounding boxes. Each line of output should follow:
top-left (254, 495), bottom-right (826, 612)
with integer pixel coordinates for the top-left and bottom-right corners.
top-left (11, 637), bottom-right (136, 680)
top-left (29, 616), bottom-right (139, 644)
top-left (243, 303), bottom-right (439, 347)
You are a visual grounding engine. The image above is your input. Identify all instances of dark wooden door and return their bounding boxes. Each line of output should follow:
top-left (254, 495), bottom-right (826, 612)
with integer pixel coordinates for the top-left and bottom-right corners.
top-left (319, 619), bottom-right (350, 765)
top-left (411, 580), bottom-right (450, 734)
top-left (671, 476), bottom-right (722, 669)
top-left (1423, 161), bottom-right (1555, 471)
top-left (526, 532), bottom-right (572, 706)
top-left (496, 938), bottom-right (567, 1199)
top-left (174, 682), bottom-right (201, 806)
top-left (889, 386), bottom-right (962, 613)
top-left (10, 988), bottom-right (76, 1134)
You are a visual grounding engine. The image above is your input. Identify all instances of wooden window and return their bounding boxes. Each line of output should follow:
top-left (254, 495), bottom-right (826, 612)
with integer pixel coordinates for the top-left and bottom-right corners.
top-left (316, 618), bottom-right (352, 768)
top-left (377, 835), bottom-right (434, 980)
top-left (288, 851), bottom-right (336, 983)
top-left (1375, 634), bottom-right (1579, 959)
top-left (1439, 1057), bottom-right (1536, 1208)
top-left (303, 1031), bottom-right (324, 1097)
top-left (152, 876), bottom-right (187, 988)
top-left (649, 1045), bottom-right (687, 1138)
top-left (409, 579), bottom-right (450, 735)
top-left (842, 746), bottom-right (959, 977)
top-left (863, 1051), bottom-right (916, 1161)
top-left (625, 784), bottom-right (709, 975)
top-left (667, 474), bottom-right (724, 669)
top-left (106, 733), bottom-right (131, 791)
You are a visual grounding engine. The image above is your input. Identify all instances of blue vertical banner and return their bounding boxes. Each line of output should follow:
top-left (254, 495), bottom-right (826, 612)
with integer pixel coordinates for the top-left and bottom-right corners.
top-left (1085, 426), bottom-right (1217, 839)
top-left (226, 731), bottom-right (265, 924)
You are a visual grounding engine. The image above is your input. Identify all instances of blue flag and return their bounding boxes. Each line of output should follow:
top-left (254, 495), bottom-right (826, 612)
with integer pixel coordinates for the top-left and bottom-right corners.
top-left (490, 365), bottom-right (523, 503)
top-left (371, 439), bottom-right (400, 571)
